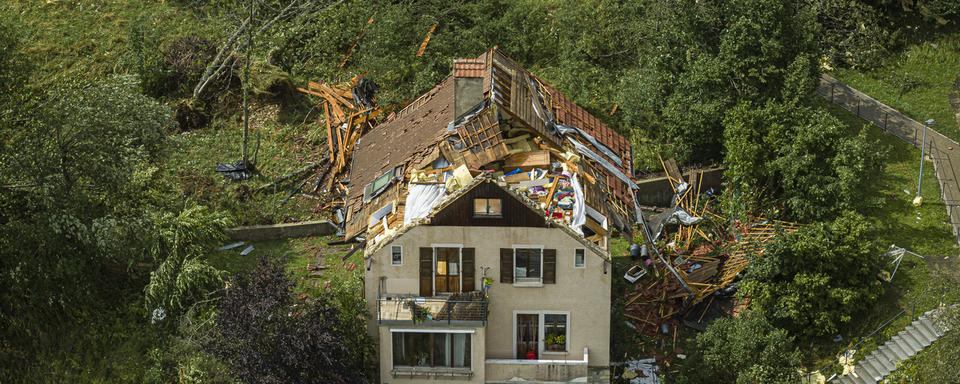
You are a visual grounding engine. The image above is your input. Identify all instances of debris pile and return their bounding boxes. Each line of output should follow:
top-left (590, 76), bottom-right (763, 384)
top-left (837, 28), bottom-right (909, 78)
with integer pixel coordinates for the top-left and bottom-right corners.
top-left (297, 75), bottom-right (381, 205)
top-left (624, 157), bottom-right (802, 338)
top-left (325, 48), bottom-right (639, 251)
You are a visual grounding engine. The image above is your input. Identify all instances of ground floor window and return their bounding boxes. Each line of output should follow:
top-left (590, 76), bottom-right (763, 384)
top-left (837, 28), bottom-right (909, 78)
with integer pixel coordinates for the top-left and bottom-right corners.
top-left (515, 312), bottom-right (569, 358)
top-left (544, 314), bottom-right (568, 352)
top-left (392, 332), bottom-right (471, 368)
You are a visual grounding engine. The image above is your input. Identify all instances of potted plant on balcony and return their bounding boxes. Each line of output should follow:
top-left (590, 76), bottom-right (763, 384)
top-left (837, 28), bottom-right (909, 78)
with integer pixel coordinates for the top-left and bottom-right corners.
top-left (545, 334), bottom-right (565, 352)
top-left (408, 301), bottom-right (432, 323)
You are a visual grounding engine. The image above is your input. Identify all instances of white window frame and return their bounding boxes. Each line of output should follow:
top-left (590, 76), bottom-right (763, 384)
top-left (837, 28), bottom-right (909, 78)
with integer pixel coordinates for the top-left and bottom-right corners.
top-left (389, 329), bottom-right (474, 370)
top-left (432, 243), bottom-right (464, 294)
top-left (512, 244), bottom-right (544, 287)
top-left (574, 248), bottom-right (586, 269)
top-left (511, 310), bottom-right (572, 358)
top-left (391, 245), bottom-right (403, 266)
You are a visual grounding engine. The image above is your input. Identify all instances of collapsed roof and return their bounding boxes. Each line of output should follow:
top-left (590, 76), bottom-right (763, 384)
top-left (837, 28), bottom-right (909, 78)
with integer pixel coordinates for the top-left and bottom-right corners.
top-left (339, 48), bottom-right (639, 249)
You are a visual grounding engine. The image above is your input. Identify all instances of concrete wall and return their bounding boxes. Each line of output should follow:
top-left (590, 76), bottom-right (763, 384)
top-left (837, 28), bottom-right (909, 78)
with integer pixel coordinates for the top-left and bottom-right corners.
top-left (225, 220), bottom-right (337, 241)
top-left (365, 225), bottom-right (612, 383)
top-left (484, 360), bottom-right (587, 383)
top-left (634, 167), bottom-right (724, 207)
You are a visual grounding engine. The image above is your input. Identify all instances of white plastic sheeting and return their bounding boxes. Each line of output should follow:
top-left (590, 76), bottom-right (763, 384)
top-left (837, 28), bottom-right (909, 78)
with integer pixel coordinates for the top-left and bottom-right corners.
top-left (570, 173), bottom-right (587, 234)
top-left (403, 183), bottom-right (447, 225)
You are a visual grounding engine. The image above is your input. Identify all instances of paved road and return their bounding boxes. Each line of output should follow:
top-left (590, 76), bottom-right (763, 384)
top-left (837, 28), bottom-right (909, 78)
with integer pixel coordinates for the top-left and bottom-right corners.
top-left (818, 74), bottom-right (960, 245)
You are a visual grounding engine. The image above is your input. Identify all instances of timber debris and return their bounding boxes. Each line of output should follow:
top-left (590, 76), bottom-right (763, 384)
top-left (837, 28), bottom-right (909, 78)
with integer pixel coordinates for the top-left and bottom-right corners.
top-left (624, 156), bottom-right (801, 339)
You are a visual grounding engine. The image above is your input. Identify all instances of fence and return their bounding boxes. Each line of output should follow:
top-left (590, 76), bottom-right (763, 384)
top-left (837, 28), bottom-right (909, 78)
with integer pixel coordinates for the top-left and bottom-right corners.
top-left (818, 74), bottom-right (960, 245)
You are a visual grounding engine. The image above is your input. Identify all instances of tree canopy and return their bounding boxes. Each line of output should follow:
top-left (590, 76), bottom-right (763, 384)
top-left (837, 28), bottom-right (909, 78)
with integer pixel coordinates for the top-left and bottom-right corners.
top-left (740, 212), bottom-right (885, 337)
top-left (722, 100), bottom-right (885, 221)
top-left (680, 312), bottom-right (803, 384)
top-left (209, 257), bottom-right (373, 384)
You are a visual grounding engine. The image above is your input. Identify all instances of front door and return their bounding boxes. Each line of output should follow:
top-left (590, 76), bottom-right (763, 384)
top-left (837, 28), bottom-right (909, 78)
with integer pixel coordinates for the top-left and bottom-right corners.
top-left (434, 247), bottom-right (461, 294)
top-left (516, 313), bottom-right (539, 359)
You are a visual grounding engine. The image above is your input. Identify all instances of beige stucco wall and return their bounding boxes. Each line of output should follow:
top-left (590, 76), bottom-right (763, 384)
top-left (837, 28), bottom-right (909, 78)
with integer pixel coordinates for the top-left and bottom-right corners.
top-left (379, 326), bottom-right (486, 384)
top-left (365, 225), bottom-right (612, 383)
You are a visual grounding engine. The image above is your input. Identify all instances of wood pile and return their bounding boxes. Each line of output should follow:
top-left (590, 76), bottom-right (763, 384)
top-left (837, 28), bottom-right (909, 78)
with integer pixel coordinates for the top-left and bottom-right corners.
top-left (296, 76), bottom-right (381, 194)
top-left (622, 157), bottom-right (801, 338)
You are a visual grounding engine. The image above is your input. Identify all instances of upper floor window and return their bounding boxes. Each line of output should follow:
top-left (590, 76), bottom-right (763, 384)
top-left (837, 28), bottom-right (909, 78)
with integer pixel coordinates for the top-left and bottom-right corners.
top-left (391, 245), bottom-right (402, 266)
top-left (574, 249), bottom-right (585, 268)
top-left (473, 198), bottom-right (502, 217)
top-left (515, 248), bottom-right (542, 283)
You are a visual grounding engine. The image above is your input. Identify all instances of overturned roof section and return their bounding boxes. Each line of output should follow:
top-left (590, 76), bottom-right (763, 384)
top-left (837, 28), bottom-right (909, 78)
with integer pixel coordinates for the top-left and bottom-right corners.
top-left (347, 77), bottom-right (455, 206)
top-left (342, 48), bottom-right (637, 245)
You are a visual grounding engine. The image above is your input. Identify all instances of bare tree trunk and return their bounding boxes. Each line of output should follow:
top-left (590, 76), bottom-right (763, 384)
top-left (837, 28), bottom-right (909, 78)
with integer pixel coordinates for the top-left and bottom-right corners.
top-left (242, 0), bottom-right (254, 166)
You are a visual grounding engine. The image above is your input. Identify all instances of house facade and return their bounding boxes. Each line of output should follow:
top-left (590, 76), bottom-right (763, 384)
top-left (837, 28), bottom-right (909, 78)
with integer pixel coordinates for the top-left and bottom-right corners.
top-left (364, 179), bottom-right (611, 383)
top-left (336, 48), bottom-right (639, 383)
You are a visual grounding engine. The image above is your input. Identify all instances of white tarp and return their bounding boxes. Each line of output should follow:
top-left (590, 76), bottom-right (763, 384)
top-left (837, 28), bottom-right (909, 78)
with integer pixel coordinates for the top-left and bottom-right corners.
top-left (404, 183), bottom-right (447, 225)
top-left (570, 173), bottom-right (587, 234)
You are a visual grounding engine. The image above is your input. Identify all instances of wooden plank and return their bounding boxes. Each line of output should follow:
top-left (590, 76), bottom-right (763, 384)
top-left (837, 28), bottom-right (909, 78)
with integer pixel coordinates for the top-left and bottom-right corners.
top-left (504, 150), bottom-right (550, 169)
top-left (324, 103), bottom-right (335, 162)
top-left (416, 24), bottom-right (437, 57)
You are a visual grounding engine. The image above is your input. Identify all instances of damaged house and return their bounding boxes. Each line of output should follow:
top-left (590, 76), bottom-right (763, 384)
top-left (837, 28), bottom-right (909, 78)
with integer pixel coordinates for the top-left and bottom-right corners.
top-left (341, 48), bottom-right (640, 383)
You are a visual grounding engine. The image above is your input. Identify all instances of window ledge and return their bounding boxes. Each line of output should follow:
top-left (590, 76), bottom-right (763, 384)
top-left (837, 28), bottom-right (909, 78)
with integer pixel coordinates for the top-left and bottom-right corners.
top-left (391, 366), bottom-right (473, 377)
top-left (513, 281), bottom-right (543, 288)
top-left (542, 350), bottom-right (569, 355)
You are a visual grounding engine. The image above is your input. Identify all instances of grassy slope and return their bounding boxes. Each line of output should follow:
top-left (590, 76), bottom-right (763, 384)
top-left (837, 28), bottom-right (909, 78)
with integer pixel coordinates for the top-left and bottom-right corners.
top-left (834, 32), bottom-right (960, 141)
top-left (9, 1), bottom-right (225, 85)
top-left (816, 104), bottom-right (959, 372)
top-left (10, 1), bottom-right (324, 226)
top-left (7, 2), bottom-right (334, 379)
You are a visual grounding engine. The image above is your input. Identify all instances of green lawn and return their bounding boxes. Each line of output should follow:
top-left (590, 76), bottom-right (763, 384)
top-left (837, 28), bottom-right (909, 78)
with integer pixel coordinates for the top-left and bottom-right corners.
top-left (206, 235), bottom-right (364, 297)
top-left (816, 104), bottom-right (959, 373)
top-left (833, 32), bottom-right (960, 141)
top-left (164, 107), bottom-right (327, 226)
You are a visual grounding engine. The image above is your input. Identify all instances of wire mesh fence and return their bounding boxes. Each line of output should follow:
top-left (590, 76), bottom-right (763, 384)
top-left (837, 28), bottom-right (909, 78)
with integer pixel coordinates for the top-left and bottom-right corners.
top-left (818, 74), bottom-right (960, 245)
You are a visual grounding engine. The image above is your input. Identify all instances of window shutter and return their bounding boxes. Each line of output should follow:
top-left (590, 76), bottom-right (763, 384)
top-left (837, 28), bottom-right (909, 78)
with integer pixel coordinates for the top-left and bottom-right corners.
top-left (543, 249), bottom-right (557, 284)
top-left (420, 247), bottom-right (433, 297)
top-left (500, 248), bottom-right (513, 283)
top-left (462, 248), bottom-right (475, 292)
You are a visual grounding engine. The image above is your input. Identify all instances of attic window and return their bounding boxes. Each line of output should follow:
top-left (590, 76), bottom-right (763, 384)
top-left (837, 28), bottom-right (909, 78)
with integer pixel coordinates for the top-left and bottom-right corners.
top-left (473, 198), bottom-right (502, 218)
top-left (363, 166), bottom-right (404, 203)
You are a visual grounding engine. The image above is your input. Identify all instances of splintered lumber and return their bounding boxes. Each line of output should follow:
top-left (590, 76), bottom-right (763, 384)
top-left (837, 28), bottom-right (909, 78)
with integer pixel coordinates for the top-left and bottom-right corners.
top-left (504, 150), bottom-right (550, 169)
top-left (340, 16), bottom-right (374, 68)
top-left (416, 24), bottom-right (437, 57)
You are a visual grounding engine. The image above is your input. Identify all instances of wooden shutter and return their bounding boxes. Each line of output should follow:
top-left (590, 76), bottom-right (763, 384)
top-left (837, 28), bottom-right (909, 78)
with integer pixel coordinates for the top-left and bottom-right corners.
top-left (419, 247), bottom-right (433, 297)
top-left (500, 248), bottom-right (513, 283)
top-left (462, 248), bottom-right (475, 292)
top-left (543, 249), bottom-right (557, 284)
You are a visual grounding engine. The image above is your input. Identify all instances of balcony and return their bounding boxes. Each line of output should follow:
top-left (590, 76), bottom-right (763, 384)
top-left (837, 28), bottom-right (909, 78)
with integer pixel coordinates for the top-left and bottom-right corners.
top-left (377, 291), bottom-right (489, 325)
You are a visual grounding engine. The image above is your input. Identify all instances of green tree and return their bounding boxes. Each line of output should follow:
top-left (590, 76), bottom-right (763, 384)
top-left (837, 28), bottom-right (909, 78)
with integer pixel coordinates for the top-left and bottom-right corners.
top-left (740, 212), bottom-right (885, 337)
top-left (620, 0), bottom-right (819, 164)
top-left (680, 312), bottom-right (802, 384)
top-left (722, 99), bottom-right (884, 221)
top-left (209, 257), bottom-right (374, 383)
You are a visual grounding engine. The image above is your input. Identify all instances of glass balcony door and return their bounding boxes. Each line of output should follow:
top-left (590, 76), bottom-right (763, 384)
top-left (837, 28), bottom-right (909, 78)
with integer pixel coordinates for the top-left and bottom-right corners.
top-left (434, 247), bottom-right (461, 294)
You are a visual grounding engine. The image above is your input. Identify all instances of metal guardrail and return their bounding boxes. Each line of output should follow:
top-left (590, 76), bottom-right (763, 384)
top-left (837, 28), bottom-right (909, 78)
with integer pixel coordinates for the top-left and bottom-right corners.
top-left (377, 291), bottom-right (489, 324)
top-left (818, 74), bottom-right (960, 245)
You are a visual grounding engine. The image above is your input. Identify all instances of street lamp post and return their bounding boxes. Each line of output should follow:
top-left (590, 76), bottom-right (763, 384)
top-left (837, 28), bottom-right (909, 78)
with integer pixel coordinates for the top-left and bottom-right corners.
top-left (914, 119), bottom-right (935, 207)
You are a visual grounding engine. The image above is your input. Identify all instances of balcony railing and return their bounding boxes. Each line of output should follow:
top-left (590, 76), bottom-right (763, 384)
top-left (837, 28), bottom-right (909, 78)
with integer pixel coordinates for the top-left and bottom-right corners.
top-left (377, 291), bottom-right (489, 325)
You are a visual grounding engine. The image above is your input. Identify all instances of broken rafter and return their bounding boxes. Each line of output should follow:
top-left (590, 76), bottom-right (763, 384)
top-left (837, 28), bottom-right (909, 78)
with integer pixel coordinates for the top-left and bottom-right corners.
top-left (416, 24), bottom-right (438, 57)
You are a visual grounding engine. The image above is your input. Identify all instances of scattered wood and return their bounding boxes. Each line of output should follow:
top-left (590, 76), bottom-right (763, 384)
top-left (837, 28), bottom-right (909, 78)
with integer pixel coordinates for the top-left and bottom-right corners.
top-left (340, 16), bottom-right (375, 68)
top-left (416, 24), bottom-right (437, 57)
